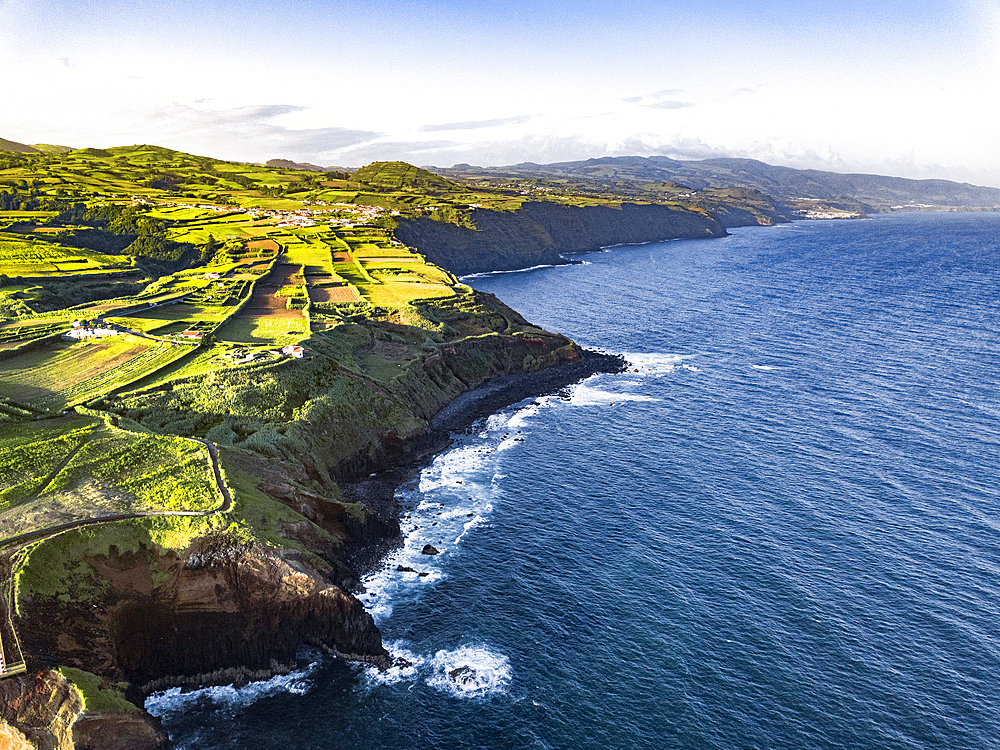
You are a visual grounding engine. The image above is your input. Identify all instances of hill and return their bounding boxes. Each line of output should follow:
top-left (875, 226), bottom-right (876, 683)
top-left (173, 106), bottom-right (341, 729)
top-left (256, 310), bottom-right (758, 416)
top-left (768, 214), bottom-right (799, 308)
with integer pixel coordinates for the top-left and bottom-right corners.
top-left (0, 137), bottom-right (39, 154)
top-left (32, 144), bottom-right (74, 155)
top-left (354, 160), bottom-right (455, 191)
top-left (435, 156), bottom-right (1000, 211)
top-left (265, 158), bottom-right (328, 172)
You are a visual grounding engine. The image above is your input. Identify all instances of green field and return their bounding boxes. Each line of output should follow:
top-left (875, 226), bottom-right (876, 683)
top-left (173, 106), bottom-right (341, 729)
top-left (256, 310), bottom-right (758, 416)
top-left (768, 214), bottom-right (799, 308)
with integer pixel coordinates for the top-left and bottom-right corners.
top-left (356, 280), bottom-right (455, 305)
top-left (0, 233), bottom-right (125, 276)
top-left (109, 302), bottom-right (233, 333)
top-left (0, 415), bottom-right (100, 509)
top-left (0, 418), bottom-right (219, 540)
top-left (0, 335), bottom-right (188, 410)
top-left (215, 315), bottom-right (307, 346)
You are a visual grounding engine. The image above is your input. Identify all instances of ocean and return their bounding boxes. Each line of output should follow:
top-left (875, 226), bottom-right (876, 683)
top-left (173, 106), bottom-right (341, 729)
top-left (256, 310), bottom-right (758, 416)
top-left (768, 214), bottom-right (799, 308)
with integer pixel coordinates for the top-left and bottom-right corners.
top-left (147, 212), bottom-right (1000, 750)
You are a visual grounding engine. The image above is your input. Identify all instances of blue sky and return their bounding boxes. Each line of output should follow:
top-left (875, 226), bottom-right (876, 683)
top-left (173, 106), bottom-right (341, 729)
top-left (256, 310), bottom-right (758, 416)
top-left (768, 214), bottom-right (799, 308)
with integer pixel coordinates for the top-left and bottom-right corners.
top-left (2, 0), bottom-right (998, 184)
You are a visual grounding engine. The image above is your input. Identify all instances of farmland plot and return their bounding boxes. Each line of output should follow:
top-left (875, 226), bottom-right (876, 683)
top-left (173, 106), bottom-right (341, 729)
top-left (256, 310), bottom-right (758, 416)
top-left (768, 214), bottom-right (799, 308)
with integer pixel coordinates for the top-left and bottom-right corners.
top-left (0, 335), bottom-right (187, 409)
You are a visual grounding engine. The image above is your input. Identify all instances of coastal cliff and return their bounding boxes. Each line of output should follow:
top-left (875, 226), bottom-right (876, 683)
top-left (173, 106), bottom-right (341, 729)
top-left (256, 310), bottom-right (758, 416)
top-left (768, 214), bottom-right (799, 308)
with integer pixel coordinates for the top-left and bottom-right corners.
top-left (5, 288), bottom-right (624, 748)
top-left (393, 201), bottom-right (727, 276)
top-left (0, 669), bottom-right (167, 749)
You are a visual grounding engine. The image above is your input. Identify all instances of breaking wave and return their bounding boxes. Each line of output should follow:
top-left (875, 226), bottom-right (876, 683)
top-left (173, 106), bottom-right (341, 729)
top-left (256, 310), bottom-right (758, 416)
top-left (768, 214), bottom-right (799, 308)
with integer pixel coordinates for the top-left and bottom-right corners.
top-left (366, 643), bottom-right (511, 699)
top-left (145, 661), bottom-right (319, 718)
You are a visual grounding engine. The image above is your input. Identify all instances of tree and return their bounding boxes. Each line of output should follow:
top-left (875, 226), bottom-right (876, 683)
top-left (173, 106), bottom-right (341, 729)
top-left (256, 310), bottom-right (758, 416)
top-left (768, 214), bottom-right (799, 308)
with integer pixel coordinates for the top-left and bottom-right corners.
top-left (200, 234), bottom-right (220, 263)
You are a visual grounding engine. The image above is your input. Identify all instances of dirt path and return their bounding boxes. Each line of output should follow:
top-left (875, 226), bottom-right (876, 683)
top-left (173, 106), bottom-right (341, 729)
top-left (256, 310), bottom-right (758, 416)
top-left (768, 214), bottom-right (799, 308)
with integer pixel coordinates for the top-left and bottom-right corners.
top-left (0, 437), bottom-right (232, 550)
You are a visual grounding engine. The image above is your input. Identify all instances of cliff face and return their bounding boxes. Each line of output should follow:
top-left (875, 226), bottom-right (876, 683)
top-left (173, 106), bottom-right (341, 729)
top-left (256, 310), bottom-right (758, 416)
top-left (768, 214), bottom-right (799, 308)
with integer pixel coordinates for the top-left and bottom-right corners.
top-left (393, 201), bottom-right (726, 276)
top-left (0, 670), bottom-right (84, 750)
top-left (19, 539), bottom-right (389, 696)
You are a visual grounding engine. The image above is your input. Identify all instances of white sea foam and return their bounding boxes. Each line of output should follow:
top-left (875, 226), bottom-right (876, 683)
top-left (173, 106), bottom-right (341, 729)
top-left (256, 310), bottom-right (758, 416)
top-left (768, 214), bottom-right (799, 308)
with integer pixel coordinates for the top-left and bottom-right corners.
top-left (364, 642), bottom-right (511, 699)
top-left (460, 263), bottom-right (559, 279)
top-left (507, 400), bottom-right (547, 429)
top-left (425, 645), bottom-right (511, 698)
top-left (454, 507), bottom-right (490, 545)
top-left (364, 642), bottom-right (426, 687)
top-left (418, 443), bottom-right (495, 494)
top-left (144, 662), bottom-right (318, 718)
top-left (567, 381), bottom-right (659, 406)
top-left (361, 403), bottom-right (538, 623)
top-left (497, 436), bottom-right (522, 451)
top-left (624, 352), bottom-right (699, 376)
top-left (751, 364), bottom-right (777, 371)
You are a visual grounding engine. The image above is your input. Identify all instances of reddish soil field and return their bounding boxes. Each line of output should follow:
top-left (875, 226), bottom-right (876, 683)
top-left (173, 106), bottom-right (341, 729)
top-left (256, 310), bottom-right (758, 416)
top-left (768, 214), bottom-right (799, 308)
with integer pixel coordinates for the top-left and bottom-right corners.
top-left (310, 286), bottom-right (361, 303)
top-left (244, 264), bottom-right (300, 311)
top-left (247, 239), bottom-right (280, 252)
top-left (331, 252), bottom-right (352, 263)
top-left (245, 293), bottom-right (287, 310)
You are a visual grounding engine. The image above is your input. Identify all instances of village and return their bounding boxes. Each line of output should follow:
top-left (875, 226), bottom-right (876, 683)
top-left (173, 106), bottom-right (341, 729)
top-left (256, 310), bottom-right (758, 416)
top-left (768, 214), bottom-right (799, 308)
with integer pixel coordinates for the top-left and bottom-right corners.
top-left (133, 195), bottom-right (391, 230)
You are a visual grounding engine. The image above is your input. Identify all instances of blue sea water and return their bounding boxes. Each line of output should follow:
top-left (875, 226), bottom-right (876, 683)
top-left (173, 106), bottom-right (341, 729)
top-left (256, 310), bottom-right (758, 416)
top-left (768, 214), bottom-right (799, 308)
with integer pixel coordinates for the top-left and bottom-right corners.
top-left (148, 213), bottom-right (1000, 750)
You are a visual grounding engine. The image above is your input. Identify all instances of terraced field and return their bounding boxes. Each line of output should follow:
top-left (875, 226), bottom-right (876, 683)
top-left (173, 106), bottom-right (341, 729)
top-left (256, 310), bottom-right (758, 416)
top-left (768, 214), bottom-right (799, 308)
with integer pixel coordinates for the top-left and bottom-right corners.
top-left (0, 336), bottom-right (186, 410)
top-left (0, 234), bottom-right (124, 276)
top-left (0, 145), bottom-right (571, 454)
top-left (215, 315), bottom-right (307, 345)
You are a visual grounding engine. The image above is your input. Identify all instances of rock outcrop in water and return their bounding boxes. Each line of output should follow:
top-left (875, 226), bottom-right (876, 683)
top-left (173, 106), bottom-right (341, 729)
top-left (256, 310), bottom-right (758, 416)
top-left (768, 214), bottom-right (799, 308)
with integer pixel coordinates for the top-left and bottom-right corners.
top-left (393, 201), bottom-right (727, 276)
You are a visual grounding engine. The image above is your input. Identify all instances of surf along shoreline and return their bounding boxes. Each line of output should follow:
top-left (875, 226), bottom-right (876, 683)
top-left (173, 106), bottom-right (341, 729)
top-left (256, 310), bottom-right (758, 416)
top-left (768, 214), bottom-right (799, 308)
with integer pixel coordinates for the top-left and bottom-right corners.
top-left (133, 347), bottom-right (627, 712)
top-left (339, 347), bottom-right (627, 581)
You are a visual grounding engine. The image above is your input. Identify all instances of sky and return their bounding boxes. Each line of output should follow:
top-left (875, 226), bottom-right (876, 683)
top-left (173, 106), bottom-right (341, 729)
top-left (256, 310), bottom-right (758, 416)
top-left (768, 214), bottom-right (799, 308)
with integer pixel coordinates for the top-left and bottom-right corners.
top-left (2, 0), bottom-right (999, 185)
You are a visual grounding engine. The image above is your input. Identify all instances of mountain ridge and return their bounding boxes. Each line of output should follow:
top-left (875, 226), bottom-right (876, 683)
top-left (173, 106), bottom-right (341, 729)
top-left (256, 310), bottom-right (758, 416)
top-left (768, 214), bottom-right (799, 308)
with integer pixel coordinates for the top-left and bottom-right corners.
top-left (431, 155), bottom-right (1000, 211)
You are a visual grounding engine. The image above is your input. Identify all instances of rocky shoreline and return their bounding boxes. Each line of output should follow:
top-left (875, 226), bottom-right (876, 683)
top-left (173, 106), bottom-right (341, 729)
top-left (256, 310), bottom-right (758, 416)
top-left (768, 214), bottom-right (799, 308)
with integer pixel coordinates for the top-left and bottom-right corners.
top-left (341, 347), bottom-right (626, 577)
top-left (1, 343), bottom-right (626, 749)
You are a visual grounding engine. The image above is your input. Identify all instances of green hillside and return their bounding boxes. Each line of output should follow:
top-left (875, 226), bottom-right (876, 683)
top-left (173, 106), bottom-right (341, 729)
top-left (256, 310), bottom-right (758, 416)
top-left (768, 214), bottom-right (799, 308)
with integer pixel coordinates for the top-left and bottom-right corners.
top-left (353, 161), bottom-right (455, 191)
top-left (0, 137), bottom-right (39, 154)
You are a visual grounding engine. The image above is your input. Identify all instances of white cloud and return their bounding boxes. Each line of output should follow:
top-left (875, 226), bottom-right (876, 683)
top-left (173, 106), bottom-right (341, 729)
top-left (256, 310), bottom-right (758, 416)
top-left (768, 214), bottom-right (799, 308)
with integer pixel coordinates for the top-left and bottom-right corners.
top-left (1, 104), bottom-right (382, 164)
top-left (419, 115), bottom-right (532, 132)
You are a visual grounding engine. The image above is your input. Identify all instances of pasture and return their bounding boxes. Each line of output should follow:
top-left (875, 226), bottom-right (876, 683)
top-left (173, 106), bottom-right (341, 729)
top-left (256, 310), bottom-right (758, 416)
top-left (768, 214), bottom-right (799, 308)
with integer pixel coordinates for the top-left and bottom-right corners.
top-left (0, 234), bottom-right (124, 276)
top-left (0, 335), bottom-right (187, 410)
top-left (356, 281), bottom-right (455, 306)
top-left (0, 420), bottom-right (219, 540)
top-left (108, 302), bottom-right (231, 333)
top-left (215, 314), bottom-right (306, 346)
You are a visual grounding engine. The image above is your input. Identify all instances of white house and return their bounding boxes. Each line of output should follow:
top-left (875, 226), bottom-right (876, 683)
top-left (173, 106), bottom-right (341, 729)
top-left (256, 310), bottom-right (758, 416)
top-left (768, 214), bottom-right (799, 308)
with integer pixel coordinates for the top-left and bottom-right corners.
top-left (62, 326), bottom-right (118, 341)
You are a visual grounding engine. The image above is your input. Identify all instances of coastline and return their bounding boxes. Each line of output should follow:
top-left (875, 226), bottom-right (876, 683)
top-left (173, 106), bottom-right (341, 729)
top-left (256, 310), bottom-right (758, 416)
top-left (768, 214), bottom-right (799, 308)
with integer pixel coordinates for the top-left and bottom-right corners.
top-left (339, 347), bottom-right (626, 580)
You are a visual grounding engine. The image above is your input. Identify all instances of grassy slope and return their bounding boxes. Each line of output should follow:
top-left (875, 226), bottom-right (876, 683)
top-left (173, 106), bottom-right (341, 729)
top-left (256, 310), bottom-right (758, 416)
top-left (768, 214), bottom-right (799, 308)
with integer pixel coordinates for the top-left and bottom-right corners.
top-left (0, 143), bottom-right (578, 551)
top-left (0, 143), bottom-right (664, 702)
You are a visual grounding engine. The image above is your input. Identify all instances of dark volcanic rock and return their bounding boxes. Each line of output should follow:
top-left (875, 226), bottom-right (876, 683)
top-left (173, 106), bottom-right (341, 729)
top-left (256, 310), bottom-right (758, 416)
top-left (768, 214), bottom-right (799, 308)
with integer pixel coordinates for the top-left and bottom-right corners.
top-left (18, 540), bottom-right (390, 707)
top-left (394, 201), bottom-right (725, 276)
top-left (421, 544), bottom-right (440, 555)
